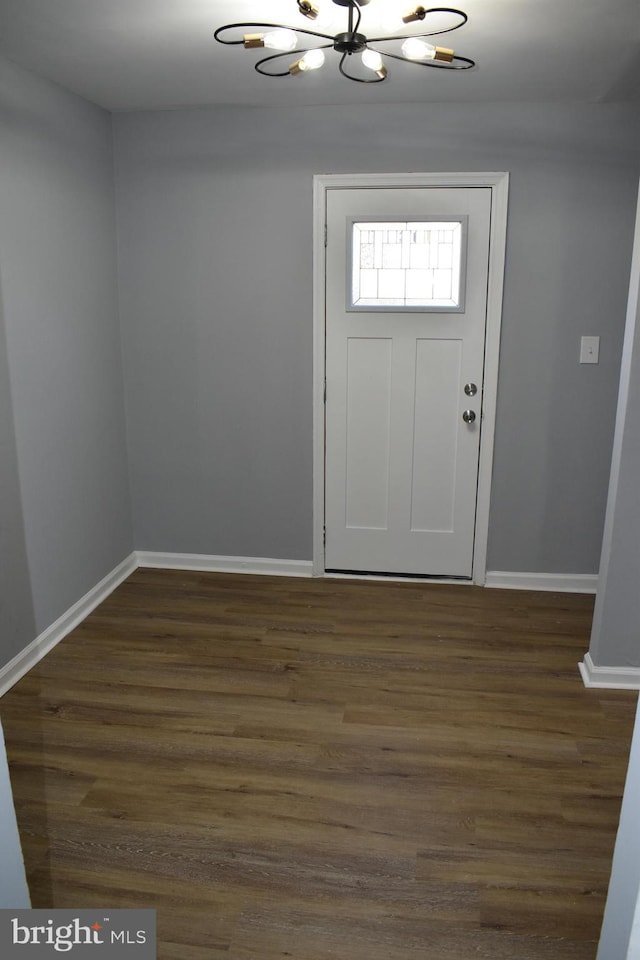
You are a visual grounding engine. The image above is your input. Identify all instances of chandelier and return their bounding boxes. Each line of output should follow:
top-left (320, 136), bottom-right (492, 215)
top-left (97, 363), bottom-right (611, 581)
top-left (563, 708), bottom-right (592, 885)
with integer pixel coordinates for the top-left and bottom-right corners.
top-left (214, 1), bottom-right (474, 84)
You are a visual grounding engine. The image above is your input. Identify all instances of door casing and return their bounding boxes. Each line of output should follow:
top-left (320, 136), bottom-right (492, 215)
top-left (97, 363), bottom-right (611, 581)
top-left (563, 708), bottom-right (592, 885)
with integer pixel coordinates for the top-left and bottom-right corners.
top-left (312, 172), bottom-right (509, 583)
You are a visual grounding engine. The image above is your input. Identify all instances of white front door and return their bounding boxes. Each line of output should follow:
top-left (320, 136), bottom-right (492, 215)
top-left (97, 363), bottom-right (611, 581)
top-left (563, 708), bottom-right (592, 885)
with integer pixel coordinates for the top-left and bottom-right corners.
top-left (324, 186), bottom-right (492, 578)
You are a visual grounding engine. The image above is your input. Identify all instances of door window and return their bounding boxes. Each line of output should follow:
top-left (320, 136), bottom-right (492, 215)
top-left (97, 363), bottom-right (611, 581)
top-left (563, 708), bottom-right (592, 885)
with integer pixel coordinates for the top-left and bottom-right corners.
top-left (349, 219), bottom-right (465, 310)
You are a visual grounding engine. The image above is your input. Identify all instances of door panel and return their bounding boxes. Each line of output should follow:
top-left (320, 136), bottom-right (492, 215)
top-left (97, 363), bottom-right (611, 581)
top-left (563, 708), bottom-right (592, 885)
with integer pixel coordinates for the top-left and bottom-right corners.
top-left (345, 337), bottom-right (392, 530)
top-left (410, 338), bottom-right (461, 533)
top-left (325, 187), bottom-right (492, 578)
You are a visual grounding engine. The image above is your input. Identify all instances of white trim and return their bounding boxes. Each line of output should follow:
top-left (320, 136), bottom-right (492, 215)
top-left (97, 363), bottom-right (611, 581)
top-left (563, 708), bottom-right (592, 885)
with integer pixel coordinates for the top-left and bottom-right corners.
top-left (485, 571), bottom-right (598, 593)
top-left (472, 174), bottom-right (509, 586)
top-left (579, 652), bottom-right (640, 690)
top-left (136, 552), bottom-right (313, 578)
top-left (0, 553), bottom-right (137, 698)
top-left (312, 172), bottom-right (509, 584)
top-left (312, 175), bottom-right (327, 577)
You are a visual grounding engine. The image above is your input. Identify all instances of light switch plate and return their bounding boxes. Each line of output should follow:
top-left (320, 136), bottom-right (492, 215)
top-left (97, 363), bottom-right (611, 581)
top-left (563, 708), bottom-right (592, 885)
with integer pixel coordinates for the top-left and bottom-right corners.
top-left (580, 336), bottom-right (600, 364)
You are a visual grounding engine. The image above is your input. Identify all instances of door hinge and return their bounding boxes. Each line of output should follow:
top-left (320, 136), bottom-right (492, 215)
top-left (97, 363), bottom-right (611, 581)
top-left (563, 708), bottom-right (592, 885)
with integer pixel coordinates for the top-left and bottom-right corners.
top-left (324, 223), bottom-right (328, 247)
top-left (323, 525), bottom-right (326, 546)
top-left (323, 379), bottom-right (327, 403)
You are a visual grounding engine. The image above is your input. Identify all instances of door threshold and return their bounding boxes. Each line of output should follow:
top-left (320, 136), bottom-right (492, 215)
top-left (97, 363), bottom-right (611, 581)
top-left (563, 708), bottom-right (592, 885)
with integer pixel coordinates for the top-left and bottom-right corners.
top-left (324, 569), bottom-right (473, 585)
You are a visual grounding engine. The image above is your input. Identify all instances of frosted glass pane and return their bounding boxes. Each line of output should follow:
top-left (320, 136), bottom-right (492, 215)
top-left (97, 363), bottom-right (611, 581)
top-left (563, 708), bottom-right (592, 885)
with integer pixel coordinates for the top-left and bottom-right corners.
top-left (352, 221), bottom-right (462, 309)
top-left (382, 242), bottom-right (402, 269)
top-left (378, 269), bottom-right (405, 300)
top-left (434, 269), bottom-right (453, 300)
top-left (360, 243), bottom-right (374, 268)
top-left (438, 243), bottom-right (453, 268)
top-left (409, 243), bottom-right (429, 269)
top-left (406, 269), bottom-right (432, 300)
top-left (360, 269), bottom-right (378, 299)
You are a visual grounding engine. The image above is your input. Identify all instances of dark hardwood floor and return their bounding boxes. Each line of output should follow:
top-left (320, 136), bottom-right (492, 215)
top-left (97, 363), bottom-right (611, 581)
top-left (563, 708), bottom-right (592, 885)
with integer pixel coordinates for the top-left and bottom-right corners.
top-left (1, 569), bottom-right (637, 959)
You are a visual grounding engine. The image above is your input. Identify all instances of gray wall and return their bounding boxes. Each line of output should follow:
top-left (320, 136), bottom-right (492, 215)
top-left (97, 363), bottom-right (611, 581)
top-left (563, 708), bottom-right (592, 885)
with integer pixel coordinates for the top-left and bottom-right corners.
top-left (0, 277), bottom-right (35, 671)
top-left (113, 103), bottom-right (640, 571)
top-left (589, 186), bottom-right (640, 669)
top-left (0, 55), bottom-right (132, 669)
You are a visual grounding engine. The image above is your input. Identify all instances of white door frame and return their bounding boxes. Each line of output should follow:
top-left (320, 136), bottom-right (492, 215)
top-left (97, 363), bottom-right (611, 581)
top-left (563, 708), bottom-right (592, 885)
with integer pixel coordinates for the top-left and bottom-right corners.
top-left (312, 172), bottom-right (509, 583)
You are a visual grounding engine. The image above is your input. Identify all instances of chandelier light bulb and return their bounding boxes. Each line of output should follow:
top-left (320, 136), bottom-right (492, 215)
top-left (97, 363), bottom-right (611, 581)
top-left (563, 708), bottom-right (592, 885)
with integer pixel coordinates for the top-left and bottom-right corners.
top-left (361, 49), bottom-right (387, 79)
top-left (290, 48), bottom-right (326, 74)
top-left (401, 37), bottom-right (436, 61)
top-left (378, 6), bottom-right (404, 32)
top-left (362, 49), bottom-right (382, 71)
top-left (263, 29), bottom-right (297, 51)
top-left (300, 48), bottom-right (326, 70)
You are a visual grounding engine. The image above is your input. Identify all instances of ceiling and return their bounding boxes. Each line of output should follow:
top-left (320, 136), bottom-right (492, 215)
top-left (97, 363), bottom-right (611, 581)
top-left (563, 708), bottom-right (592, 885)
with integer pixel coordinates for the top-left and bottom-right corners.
top-left (0, 0), bottom-right (638, 112)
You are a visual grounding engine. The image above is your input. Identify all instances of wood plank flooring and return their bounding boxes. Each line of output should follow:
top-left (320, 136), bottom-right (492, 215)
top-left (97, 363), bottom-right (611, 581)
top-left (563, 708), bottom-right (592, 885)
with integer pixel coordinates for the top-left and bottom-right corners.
top-left (0, 569), bottom-right (637, 959)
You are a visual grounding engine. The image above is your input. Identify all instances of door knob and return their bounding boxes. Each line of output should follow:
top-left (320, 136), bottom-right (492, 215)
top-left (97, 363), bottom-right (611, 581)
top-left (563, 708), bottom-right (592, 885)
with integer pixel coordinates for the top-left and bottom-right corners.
top-left (464, 383), bottom-right (478, 396)
top-left (462, 409), bottom-right (476, 424)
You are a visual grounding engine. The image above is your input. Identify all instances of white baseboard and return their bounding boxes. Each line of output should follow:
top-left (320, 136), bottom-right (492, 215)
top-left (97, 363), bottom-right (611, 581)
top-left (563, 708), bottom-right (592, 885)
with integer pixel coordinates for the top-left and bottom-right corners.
top-left (579, 652), bottom-right (640, 690)
top-left (485, 571), bottom-right (598, 594)
top-left (137, 561), bottom-right (596, 591)
top-left (0, 553), bottom-right (137, 698)
top-left (135, 551), bottom-right (314, 578)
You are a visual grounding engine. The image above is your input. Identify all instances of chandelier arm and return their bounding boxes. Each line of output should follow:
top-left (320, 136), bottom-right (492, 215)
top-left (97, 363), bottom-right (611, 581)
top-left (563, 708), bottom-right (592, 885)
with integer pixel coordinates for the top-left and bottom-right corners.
top-left (351, 3), bottom-right (363, 35)
top-left (214, 22), bottom-right (334, 45)
top-left (367, 7), bottom-right (467, 43)
top-left (338, 51), bottom-right (386, 83)
top-left (254, 45), bottom-right (333, 77)
top-left (377, 48), bottom-right (475, 69)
